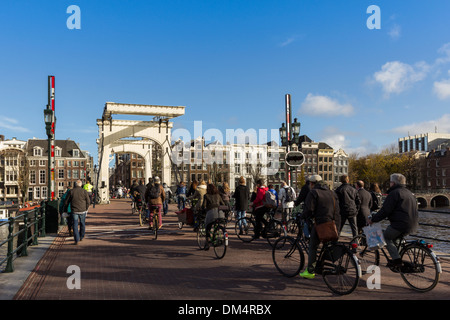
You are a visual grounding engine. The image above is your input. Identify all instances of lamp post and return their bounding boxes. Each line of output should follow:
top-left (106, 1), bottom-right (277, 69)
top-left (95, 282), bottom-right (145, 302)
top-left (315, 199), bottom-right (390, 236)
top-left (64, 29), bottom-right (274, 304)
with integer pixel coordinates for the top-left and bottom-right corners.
top-left (279, 94), bottom-right (302, 187)
top-left (44, 75), bottom-right (56, 201)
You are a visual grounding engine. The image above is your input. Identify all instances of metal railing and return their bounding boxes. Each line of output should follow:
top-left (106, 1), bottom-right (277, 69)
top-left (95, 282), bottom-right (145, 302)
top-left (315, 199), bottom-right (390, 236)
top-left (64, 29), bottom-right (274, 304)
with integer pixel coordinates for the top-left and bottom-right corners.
top-left (0, 204), bottom-right (46, 273)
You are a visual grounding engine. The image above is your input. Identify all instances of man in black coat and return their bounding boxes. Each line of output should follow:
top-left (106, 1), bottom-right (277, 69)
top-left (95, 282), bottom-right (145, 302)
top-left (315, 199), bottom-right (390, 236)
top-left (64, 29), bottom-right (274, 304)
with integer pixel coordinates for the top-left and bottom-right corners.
top-left (335, 175), bottom-right (360, 238)
top-left (64, 180), bottom-right (91, 244)
top-left (356, 180), bottom-right (373, 234)
top-left (370, 173), bottom-right (418, 268)
top-left (300, 175), bottom-right (340, 279)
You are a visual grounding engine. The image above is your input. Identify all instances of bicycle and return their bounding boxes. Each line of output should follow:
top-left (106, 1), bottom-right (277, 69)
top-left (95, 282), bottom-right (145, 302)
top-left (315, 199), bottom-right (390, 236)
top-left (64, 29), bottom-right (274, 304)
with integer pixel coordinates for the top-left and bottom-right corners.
top-left (272, 218), bottom-right (361, 296)
top-left (148, 205), bottom-right (160, 240)
top-left (138, 202), bottom-right (148, 226)
top-left (234, 208), bottom-right (286, 247)
top-left (351, 232), bottom-right (442, 292)
top-left (197, 218), bottom-right (229, 259)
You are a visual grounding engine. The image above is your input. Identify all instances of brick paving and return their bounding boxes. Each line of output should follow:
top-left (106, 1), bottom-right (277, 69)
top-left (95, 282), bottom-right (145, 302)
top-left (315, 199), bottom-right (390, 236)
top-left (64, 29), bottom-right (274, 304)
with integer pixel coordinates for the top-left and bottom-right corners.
top-left (12, 199), bottom-right (450, 301)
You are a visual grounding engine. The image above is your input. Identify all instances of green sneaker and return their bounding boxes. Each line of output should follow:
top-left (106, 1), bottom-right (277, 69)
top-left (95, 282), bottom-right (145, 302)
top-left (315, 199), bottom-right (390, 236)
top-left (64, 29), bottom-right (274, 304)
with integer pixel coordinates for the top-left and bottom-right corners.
top-left (299, 269), bottom-right (315, 279)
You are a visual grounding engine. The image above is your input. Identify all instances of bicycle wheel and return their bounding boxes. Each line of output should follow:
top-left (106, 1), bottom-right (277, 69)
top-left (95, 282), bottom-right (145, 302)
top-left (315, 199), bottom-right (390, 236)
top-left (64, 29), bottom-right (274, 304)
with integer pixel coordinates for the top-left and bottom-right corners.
top-left (196, 222), bottom-right (207, 250)
top-left (266, 220), bottom-right (286, 248)
top-left (212, 225), bottom-right (228, 259)
top-left (400, 244), bottom-right (441, 292)
top-left (286, 219), bottom-right (298, 237)
top-left (235, 217), bottom-right (255, 243)
top-left (321, 244), bottom-right (360, 295)
top-left (272, 236), bottom-right (304, 278)
top-left (139, 208), bottom-right (145, 226)
top-left (351, 235), bottom-right (380, 275)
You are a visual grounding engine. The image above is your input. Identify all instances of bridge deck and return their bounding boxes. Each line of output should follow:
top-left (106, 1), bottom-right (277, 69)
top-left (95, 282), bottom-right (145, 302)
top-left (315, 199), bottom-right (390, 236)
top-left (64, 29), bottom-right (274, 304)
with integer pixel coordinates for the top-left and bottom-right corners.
top-left (6, 199), bottom-right (450, 302)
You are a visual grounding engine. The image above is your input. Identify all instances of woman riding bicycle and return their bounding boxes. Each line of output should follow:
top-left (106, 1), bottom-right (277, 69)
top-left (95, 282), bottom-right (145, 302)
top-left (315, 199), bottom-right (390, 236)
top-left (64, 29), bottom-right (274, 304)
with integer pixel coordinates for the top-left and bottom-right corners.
top-left (202, 184), bottom-right (226, 249)
top-left (369, 173), bottom-right (418, 269)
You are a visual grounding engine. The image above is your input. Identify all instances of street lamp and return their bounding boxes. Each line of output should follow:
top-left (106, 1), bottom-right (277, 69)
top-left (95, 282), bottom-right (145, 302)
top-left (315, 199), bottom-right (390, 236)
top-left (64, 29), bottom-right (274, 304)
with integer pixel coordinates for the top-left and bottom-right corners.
top-left (279, 95), bottom-right (303, 187)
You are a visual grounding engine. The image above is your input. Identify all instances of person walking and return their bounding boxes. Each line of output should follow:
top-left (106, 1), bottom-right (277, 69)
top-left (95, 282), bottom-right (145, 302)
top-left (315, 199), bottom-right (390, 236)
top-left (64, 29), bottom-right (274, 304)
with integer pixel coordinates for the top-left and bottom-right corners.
top-left (83, 180), bottom-right (94, 204)
top-left (356, 180), bottom-right (373, 234)
top-left (278, 181), bottom-right (296, 223)
top-left (63, 180), bottom-right (91, 245)
top-left (369, 183), bottom-right (383, 212)
top-left (59, 187), bottom-right (73, 236)
top-left (369, 173), bottom-right (419, 269)
top-left (335, 175), bottom-right (360, 238)
top-left (145, 176), bottom-right (165, 229)
top-left (162, 182), bottom-right (172, 216)
top-left (299, 175), bottom-right (340, 279)
top-left (233, 176), bottom-right (250, 234)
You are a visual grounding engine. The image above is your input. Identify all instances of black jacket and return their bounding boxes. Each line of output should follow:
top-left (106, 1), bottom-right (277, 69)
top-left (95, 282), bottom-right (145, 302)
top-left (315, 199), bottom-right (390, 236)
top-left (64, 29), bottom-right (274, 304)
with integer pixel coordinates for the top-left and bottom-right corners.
top-left (233, 184), bottom-right (250, 211)
top-left (64, 185), bottom-right (90, 213)
top-left (357, 188), bottom-right (373, 219)
top-left (371, 184), bottom-right (418, 234)
top-left (303, 183), bottom-right (340, 227)
top-left (335, 183), bottom-right (360, 217)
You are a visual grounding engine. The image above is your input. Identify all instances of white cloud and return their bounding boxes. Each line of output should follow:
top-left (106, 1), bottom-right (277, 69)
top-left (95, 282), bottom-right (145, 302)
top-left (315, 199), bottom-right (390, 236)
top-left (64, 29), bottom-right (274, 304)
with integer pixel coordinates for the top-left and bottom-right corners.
top-left (388, 24), bottom-right (401, 40)
top-left (299, 93), bottom-right (354, 117)
top-left (433, 78), bottom-right (450, 100)
top-left (0, 117), bottom-right (30, 132)
top-left (389, 114), bottom-right (450, 136)
top-left (373, 61), bottom-right (430, 96)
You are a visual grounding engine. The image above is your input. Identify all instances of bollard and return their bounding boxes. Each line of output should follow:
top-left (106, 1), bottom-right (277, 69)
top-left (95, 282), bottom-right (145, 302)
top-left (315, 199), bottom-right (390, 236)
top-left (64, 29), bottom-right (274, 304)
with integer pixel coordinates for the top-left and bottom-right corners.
top-left (21, 211), bottom-right (29, 257)
top-left (33, 208), bottom-right (39, 246)
top-left (40, 202), bottom-right (46, 237)
top-left (5, 217), bottom-right (15, 273)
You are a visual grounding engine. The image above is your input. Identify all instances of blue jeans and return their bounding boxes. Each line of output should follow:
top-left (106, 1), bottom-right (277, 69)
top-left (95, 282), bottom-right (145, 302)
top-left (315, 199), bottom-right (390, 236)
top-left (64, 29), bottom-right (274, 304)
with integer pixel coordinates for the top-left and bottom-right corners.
top-left (178, 195), bottom-right (186, 210)
top-left (72, 212), bottom-right (87, 243)
top-left (236, 210), bottom-right (247, 230)
top-left (384, 225), bottom-right (403, 260)
top-left (163, 200), bottom-right (168, 215)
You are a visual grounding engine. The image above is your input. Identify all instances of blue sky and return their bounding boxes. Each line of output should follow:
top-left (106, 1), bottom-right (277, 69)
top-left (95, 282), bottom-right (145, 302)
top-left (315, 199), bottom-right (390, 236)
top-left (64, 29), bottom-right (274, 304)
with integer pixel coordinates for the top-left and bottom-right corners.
top-left (1, 0), bottom-right (450, 163)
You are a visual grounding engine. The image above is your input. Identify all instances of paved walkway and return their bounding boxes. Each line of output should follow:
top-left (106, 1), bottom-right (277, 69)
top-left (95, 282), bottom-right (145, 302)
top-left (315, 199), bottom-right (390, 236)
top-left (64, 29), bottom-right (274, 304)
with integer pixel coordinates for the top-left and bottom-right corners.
top-left (3, 199), bottom-right (450, 301)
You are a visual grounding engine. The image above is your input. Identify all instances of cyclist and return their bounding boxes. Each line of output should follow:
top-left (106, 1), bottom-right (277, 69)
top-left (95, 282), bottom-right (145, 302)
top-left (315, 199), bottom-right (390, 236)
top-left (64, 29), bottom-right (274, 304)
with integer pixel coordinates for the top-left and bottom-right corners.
top-left (252, 179), bottom-right (270, 240)
top-left (145, 176), bottom-right (166, 229)
top-left (202, 183), bottom-right (226, 249)
top-left (299, 175), bottom-right (340, 279)
top-left (369, 173), bottom-right (418, 269)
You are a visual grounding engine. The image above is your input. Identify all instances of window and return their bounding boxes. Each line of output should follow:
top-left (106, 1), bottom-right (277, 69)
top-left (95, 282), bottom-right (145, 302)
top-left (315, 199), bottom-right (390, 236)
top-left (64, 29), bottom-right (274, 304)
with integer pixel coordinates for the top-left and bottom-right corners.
top-left (73, 169), bottom-right (79, 179)
top-left (73, 161), bottom-right (80, 167)
top-left (34, 187), bottom-right (41, 199)
top-left (41, 186), bottom-right (47, 199)
top-left (55, 148), bottom-right (61, 157)
top-left (67, 170), bottom-right (71, 179)
top-left (29, 160), bottom-right (36, 166)
top-left (58, 160), bottom-right (64, 167)
top-left (39, 160), bottom-right (46, 166)
top-left (30, 170), bottom-right (36, 184)
top-left (73, 149), bottom-right (79, 157)
top-left (58, 169), bottom-right (64, 179)
top-left (39, 170), bottom-right (46, 184)
top-left (33, 148), bottom-right (42, 156)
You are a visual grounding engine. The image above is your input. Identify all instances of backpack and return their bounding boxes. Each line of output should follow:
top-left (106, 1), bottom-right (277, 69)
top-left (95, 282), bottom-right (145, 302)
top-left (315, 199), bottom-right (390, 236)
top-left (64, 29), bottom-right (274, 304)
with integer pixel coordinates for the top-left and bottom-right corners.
top-left (263, 190), bottom-right (277, 208)
top-left (148, 184), bottom-right (161, 199)
top-left (284, 186), bottom-right (295, 203)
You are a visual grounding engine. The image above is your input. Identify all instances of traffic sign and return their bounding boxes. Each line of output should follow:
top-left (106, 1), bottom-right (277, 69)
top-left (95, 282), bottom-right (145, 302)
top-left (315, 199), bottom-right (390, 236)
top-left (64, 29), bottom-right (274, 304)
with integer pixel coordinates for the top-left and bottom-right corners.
top-left (285, 151), bottom-right (305, 167)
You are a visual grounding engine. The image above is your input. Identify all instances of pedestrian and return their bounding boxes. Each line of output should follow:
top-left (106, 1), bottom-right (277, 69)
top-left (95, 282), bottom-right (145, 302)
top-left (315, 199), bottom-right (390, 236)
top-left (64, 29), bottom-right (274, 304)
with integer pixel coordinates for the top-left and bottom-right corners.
top-left (59, 187), bottom-right (73, 236)
top-left (278, 181), bottom-right (296, 223)
top-left (268, 184), bottom-right (279, 208)
top-left (294, 176), bottom-right (310, 207)
top-left (192, 180), bottom-right (207, 227)
top-left (162, 182), bottom-right (172, 216)
top-left (369, 173), bottom-right (419, 269)
top-left (83, 180), bottom-right (94, 204)
top-left (355, 180), bottom-right (373, 234)
top-left (202, 183), bottom-right (226, 248)
top-left (63, 180), bottom-right (91, 245)
top-left (176, 181), bottom-right (187, 210)
top-left (233, 176), bottom-right (250, 234)
top-left (252, 179), bottom-right (269, 239)
top-left (335, 175), bottom-right (360, 238)
top-left (219, 182), bottom-right (231, 208)
top-left (145, 176), bottom-right (165, 229)
top-left (187, 180), bottom-right (198, 198)
top-left (299, 175), bottom-right (340, 279)
top-left (369, 183), bottom-right (383, 212)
